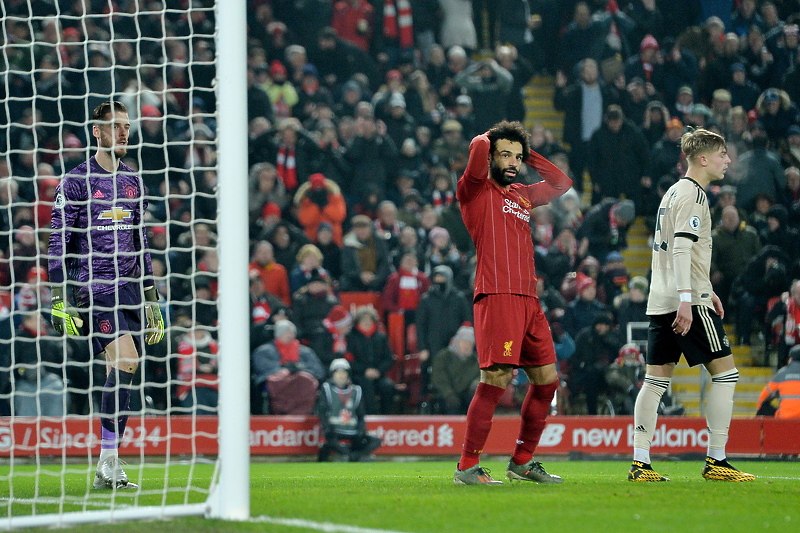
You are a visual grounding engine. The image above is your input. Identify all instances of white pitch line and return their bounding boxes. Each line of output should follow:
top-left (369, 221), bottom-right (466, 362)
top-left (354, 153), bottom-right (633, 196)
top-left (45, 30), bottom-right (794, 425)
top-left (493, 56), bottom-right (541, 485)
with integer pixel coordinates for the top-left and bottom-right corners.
top-left (253, 515), bottom-right (411, 533)
top-left (0, 497), bottom-right (121, 508)
top-left (756, 476), bottom-right (800, 480)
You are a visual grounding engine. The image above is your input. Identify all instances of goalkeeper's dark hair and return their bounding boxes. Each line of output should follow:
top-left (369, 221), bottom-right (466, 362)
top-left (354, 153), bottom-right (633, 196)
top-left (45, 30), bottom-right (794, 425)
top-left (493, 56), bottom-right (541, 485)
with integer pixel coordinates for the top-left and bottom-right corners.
top-left (487, 120), bottom-right (530, 158)
top-left (92, 101), bottom-right (128, 123)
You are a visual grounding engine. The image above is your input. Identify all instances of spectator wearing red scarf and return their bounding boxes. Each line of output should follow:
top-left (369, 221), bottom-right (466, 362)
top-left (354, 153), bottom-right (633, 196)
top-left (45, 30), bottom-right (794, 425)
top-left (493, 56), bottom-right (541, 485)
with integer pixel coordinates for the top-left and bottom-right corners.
top-left (273, 117), bottom-right (326, 193)
top-left (317, 305), bottom-right (354, 367)
top-left (381, 252), bottom-right (430, 323)
top-left (251, 319), bottom-right (326, 414)
top-left (249, 273), bottom-right (289, 351)
top-left (346, 306), bottom-right (397, 414)
top-left (624, 34), bottom-right (662, 85)
top-left (276, 118), bottom-right (301, 192)
top-left (373, 0), bottom-right (414, 62)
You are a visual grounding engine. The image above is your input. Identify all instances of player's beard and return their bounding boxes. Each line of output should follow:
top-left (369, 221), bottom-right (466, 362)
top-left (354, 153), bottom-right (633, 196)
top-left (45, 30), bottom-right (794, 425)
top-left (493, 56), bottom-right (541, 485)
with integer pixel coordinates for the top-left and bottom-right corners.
top-left (490, 162), bottom-right (517, 186)
top-left (99, 131), bottom-right (127, 159)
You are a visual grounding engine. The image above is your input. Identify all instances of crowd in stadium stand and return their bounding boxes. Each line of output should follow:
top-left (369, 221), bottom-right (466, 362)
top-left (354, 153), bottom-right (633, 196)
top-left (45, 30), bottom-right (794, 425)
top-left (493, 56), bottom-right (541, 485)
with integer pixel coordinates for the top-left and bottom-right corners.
top-left (2, 0), bottom-right (800, 418)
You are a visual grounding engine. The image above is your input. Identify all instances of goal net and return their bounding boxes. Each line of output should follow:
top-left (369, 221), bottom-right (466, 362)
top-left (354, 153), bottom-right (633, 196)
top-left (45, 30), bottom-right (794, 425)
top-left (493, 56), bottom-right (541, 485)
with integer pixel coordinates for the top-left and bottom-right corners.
top-left (0, 0), bottom-right (249, 527)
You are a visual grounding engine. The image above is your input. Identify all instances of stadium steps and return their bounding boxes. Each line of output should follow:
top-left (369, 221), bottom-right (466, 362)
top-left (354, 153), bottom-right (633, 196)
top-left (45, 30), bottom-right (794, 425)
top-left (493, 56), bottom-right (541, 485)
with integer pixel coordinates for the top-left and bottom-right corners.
top-left (524, 74), bottom-right (655, 262)
top-left (621, 216), bottom-right (652, 279)
top-left (671, 366), bottom-right (771, 417)
top-left (524, 75), bottom-right (563, 140)
top-left (523, 75), bottom-right (599, 201)
top-left (670, 326), bottom-right (773, 417)
top-left (522, 74), bottom-right (655, 276)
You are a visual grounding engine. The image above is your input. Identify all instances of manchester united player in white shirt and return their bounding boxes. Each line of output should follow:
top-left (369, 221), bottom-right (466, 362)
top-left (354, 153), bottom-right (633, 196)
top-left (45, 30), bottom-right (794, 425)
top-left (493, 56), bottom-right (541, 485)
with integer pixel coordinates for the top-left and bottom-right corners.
top-left (629, 128), bottom-right (754, 482)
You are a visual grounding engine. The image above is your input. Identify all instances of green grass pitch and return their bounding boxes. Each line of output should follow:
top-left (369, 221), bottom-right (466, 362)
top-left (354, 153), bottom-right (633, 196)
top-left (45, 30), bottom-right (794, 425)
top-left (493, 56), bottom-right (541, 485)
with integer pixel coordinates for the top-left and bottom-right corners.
top-left (2, 459), bottom-right (799, 532)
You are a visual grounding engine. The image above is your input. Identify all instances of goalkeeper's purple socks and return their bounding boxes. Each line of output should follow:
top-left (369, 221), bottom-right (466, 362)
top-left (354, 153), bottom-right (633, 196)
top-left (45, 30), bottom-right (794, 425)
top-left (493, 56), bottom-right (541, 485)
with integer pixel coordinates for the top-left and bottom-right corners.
top-left (100, 369), bottom-right (135, 450)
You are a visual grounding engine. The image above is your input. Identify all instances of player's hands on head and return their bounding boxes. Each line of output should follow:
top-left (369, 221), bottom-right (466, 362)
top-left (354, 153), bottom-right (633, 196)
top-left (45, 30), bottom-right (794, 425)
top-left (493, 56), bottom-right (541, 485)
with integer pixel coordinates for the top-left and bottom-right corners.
top-left (143, 286), bottom-right (165, 345)
top-left (50, 286), bottom-right (84, 336)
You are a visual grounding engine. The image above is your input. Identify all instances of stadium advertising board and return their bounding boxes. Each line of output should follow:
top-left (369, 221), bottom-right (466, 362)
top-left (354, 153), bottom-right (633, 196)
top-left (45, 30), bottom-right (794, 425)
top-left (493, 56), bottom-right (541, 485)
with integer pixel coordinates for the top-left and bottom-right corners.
top-left (1, 416), bottom-right (798, 457)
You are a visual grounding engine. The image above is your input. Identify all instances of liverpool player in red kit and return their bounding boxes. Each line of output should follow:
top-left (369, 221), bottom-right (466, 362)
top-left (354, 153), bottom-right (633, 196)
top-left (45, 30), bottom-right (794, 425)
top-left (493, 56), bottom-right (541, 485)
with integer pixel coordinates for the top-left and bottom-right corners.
top-left (453, 121), bottom-right (572, 485)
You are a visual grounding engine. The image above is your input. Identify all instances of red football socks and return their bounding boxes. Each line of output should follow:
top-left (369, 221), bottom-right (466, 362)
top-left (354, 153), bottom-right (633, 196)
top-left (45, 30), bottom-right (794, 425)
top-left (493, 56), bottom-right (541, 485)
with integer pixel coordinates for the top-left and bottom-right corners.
top-left (512, 380), bottom-right (558, 466)
top-left (458, 382), bottom-right (506, 470)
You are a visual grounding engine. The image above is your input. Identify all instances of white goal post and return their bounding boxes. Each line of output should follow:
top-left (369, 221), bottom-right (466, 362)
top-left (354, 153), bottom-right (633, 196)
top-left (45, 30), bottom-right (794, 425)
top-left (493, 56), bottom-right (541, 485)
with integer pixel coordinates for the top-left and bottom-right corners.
top-left (0, 0), bottom-right (249, 528)
top-left (207, 0), bottom-right (251, 522)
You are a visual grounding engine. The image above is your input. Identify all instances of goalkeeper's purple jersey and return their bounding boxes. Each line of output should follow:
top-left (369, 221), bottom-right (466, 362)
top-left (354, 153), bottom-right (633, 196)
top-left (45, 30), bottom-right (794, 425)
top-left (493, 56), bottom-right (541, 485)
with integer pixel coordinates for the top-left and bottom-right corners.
top-left (48, 156), bottom-right (153, 301)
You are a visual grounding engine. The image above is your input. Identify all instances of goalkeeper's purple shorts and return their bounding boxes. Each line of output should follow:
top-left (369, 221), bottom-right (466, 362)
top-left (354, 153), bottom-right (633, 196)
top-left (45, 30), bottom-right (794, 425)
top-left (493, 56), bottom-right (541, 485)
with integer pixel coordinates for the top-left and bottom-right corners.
top-left (79, 283), bottom-right (144, 356)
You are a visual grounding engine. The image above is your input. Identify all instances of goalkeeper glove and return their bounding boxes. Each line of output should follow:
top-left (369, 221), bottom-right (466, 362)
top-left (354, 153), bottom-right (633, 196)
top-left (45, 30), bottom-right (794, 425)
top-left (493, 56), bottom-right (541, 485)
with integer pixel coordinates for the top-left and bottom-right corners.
top-left (50, 286), bottom-right (83, 336)
top-left (143, 285), bottom-right (165, 345)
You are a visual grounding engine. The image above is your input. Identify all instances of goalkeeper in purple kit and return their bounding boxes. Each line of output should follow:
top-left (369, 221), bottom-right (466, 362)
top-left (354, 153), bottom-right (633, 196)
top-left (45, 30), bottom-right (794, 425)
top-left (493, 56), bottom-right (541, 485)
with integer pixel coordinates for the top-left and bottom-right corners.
top-left (48, 101), bottom-right (165, 490)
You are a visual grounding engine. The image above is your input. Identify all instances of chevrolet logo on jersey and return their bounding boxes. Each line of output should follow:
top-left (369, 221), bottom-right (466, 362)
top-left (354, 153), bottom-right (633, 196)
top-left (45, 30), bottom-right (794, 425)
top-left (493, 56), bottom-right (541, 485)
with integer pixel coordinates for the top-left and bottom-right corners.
top-left (98, 207), bottom-right (133, 222)
top-left (97, 207), bottom-right (134, 230)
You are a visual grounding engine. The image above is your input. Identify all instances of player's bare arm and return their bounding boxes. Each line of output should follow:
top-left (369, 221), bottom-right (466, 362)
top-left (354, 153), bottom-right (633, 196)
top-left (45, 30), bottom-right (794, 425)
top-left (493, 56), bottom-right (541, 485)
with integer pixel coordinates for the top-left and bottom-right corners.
top-left (711, 292), bottom-right (725, 319)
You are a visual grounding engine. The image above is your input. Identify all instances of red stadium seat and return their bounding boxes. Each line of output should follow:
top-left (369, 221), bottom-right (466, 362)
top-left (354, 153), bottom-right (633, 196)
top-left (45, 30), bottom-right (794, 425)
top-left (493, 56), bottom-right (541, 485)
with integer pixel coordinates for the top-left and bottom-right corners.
top-left (387, 311), bottom-right (405, 357)
top-left (401, 352), bottom-right (426, 412)
top-left (338, 291), bottom-right (383, 316)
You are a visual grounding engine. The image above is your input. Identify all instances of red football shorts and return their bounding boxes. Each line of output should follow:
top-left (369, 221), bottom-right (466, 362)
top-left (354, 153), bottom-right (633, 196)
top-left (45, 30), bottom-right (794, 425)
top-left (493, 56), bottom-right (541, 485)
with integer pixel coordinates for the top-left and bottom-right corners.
top-left (473, 293), bottom-right (556, 369)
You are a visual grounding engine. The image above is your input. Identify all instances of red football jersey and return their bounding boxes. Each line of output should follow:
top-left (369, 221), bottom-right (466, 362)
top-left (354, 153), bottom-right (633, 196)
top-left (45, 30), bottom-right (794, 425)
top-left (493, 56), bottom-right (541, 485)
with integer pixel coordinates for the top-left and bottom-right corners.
top-left (457, 135), bottom-right (572, 299)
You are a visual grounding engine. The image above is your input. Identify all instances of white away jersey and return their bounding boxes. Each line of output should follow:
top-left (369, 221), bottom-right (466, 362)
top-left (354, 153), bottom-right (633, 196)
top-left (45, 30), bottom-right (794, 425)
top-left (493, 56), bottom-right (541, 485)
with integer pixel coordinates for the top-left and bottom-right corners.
top-left (647, 178), bottom-right (715, 315)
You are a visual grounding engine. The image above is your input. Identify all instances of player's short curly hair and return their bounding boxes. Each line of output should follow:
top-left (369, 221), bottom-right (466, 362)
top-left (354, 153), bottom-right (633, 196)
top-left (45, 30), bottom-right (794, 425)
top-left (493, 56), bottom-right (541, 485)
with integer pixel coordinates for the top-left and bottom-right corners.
top-left (92, 101), bottom-right (128, 122)
top-left (680, 127), bottom-right (726, 160)
top-left (487, 120), bottom-right (530, 158)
